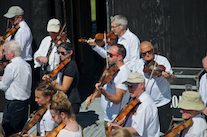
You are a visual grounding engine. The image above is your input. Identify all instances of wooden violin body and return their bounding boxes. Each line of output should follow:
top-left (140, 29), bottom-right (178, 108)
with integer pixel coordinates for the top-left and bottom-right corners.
top-left (106, 98), bottom-right (141, 135)
top-left (0, 24), bottom-right (20, 46)
top-left (43, 59), bottom-right (70, 84)
top-left (47, 122), bottom-right (66, 137)
top-left (143, 59), bottom-right (166, 77)
top-left (164, 118), bottom-right (193, 137)
top-left (21, 105), bottom-right (47, 135)
top-left (78, 31), bottom-right (117, 46)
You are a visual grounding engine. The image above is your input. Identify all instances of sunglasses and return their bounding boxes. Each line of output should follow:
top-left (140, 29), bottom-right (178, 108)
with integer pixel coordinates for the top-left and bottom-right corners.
top-left (9, 16), bottom-right (19, 21)
top-left (107, 52), bottom-right (120, 58)
top-left (141, 49), bottom-right (153, 56)
top-left (57, 50), bottom-right (70, 55)
top-left (127, 83), bottom-right (140, 89)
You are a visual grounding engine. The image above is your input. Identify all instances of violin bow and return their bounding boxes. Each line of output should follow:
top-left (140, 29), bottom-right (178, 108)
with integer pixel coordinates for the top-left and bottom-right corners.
top-left (145, 55), bottom-right (158, 88)
top-left (104, 31), bottom-right (109, 69)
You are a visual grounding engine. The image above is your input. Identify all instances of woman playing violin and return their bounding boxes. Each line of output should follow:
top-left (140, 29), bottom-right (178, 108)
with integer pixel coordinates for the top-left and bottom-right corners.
top-left (22, 83), bottom-right (56, 137)
top-left (132, 41), bottom-right (174, 133)
top-left (43, 42), bottom-right (81, 115)
top-left (49, 91), bottom-right (83, 137)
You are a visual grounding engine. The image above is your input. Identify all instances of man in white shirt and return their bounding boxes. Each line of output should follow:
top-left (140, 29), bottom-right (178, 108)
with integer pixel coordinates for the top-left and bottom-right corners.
top-left (132, 41), bottom-right (175, 133)
top-left (198, 56), bottom-right (207, 118)
top-left (87, 15), bottom-right (140, 70)
top-left (3, 6), bottom-right (33, 65)
top-left (108, 72), bottom-right (160, 137)
top-left (85, 44), bottom-right (131, 137)
top-left (178, 91), bottom-right (207, 137)
top-left (0, 40), bottom-right (32, 136)
top-left (34, 18), bottom-right (70, 74)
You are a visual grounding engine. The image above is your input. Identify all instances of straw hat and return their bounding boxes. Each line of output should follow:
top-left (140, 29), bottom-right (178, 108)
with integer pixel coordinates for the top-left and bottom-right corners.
top-left (123, 72), bottom-right (145, 86)
top-left (178, 91), bottom-right (204, 111)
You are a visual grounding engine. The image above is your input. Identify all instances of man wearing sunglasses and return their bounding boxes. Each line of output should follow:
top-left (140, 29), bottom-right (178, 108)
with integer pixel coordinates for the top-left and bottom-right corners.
top-left (132, 41), bottom-right (174, 134)
top-left (87, 15), bottom-right (140, 71)
top-left (108, 72), bottom-right (160, 137)
top-left (2, 6), bottom-right (33, 65)
top-left (85, 44), bottom-right (131, 137)
top-left (34, 18), bottom-right (70, 75)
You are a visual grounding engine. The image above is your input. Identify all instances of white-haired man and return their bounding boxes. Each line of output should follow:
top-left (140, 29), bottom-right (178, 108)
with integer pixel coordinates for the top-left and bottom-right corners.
top-left (87, 15), bottom-right (140, 70)
top-left (178, 91), bottom-right (207, 137)
top-left (0, 40), bottom-right (32, 136)
top-left (2, 6), bottom-right (33, 65)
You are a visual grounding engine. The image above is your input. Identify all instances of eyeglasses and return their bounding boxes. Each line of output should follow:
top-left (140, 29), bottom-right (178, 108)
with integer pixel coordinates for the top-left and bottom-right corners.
top-left (57, 50), bottom-right (70, 55)
top-left (107, 52), bottom-right (120, 58)
top-left (111, 24), bottom-right (121, 29)
top-left (141, 49), bottom-right (153, 56)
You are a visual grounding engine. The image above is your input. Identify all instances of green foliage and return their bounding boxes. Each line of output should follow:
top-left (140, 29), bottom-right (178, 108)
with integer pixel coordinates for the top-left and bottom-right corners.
top-left (91, 0), bottom-right (96, 20)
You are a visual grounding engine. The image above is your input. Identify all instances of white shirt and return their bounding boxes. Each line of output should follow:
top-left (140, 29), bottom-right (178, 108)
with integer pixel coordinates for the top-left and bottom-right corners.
top-left (0, 56), bottom-right (32, 100)
top-left (198, 73), bottom-right (207, 106)
top-left (181, 114), bottom-right (207, 137)
top-left (37, 110), bottom-right (57, 136)
top-left (34, 36), bottom-right (70, 71)
top-left (125, 92), bottom-right (160, 137)
top-left (133, 55), bottom-right (173, 107)
top-left (101, 65), bottom-right (131, 121)
top-left (7, 20), bottom-right (33, 61)
top-left (57, 125), bottom-right (82, 137)
top-left (92, 29), bottom-right (140, 70)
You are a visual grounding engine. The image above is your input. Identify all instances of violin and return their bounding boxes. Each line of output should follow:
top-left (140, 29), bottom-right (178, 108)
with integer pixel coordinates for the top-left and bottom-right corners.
top-left (106, 98), bottom-right (141, 135)
top-left (47, 122), bottom-right (66, 137)
top-left (53, 33), bottom-right (67, 45)
top-left (43, 59), bottom-right (70, 84)
top-left (78, 31), bottom-right (118, 46)
top-left (21, 105), bottom-right (47, 135)
top-left (85, 64), bottom-right (119, 110)
top-left (0, 24), bottom-right (20, 46)
top-left (143, 59), bottom-right (166, 77)
top-left (164, 118), bottom-right (193, 137)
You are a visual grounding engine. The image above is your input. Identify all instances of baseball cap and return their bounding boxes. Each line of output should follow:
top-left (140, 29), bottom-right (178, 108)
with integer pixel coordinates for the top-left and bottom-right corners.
top-left (47, 18), bottom-right (60, 33)
top-left (4, 6), bottom-right (24, 18)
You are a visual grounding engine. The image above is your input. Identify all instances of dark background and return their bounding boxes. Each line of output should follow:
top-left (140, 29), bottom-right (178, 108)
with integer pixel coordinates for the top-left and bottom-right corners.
top-left (0, 0), bottom-right (207, 117)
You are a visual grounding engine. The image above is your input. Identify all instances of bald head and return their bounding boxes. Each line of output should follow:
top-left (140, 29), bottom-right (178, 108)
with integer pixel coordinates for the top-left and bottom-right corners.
top-left (140, 41), bottom-right (153, 50)
top-left (139, 41), bottom-right (154, 61)
top-left (202, 56), bottom-right (207, 71)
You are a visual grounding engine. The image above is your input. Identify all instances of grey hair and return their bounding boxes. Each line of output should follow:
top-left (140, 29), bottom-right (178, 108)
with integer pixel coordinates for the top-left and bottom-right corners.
top-left (3, 40), bottom-right (21, 56)
top-left (110, 15), bottom-right (128, 29)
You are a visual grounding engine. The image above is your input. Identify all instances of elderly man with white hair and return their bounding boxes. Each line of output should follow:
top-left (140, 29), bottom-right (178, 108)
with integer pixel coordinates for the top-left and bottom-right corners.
top-left (0, 40), bottom-right (32, 136)
top-left (87, 15), bottom-right (140, 71)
